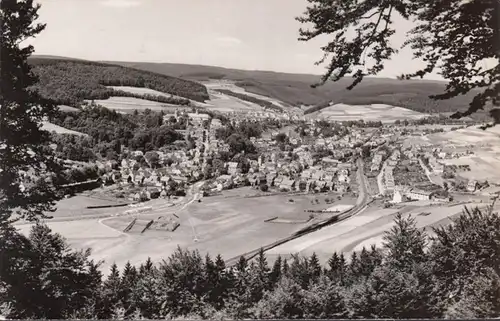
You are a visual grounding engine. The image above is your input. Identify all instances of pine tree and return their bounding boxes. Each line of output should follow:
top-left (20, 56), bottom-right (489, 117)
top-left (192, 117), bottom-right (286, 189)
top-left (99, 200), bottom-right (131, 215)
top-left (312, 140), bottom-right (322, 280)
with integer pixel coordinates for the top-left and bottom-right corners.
top-left (0, 0), bottom-right (61, 226)
top-left (102, 264), bottom-right (123, 318)
top-left (252, 276), bottom-right (305, 319)
top-left (288, 254), bottom-right (311, 288)
top-left (203, 254), bottom-right (221, 309)
top-left (27, 224), bottom-right (97, 318)
top-left (369, 244), bottom-right (383, 267)
top-left (139, 257), bottom-right (154, 276)
top-left (345, 214), bottom-right (435, 318)
top-left (226, 256), bottom-right (253, 319)
top-left (120, 262), bottom-right (139, 317)
top-left (444, 267), bottom-right (500, 318)
top-left (158, 247), bottom-right (205, 317)
top-left (248, 248), bottom-right (271, 303)
top-left (213, 254), bottom-right (232, 310)
top-left (83, 260), bottom-right (105, 319)
top-left (302, 275), bottom-right (349, 319)
top-left (357, 247), bottom-right (378, 279)
top-left (135, 258), bottom-right (161, 319)
top-left (429, 206), bottom-right (500, 315)
top-left (327, 252), bottom-right (346, 285)
top-left (308, 252), bottom-right (322, 283)
top-left (0, 225), bottom-right (38, 318)
top-left (281, 258), bottom-right (289, 276)
top-left (383, 213), bottom-right (427, 271)
top-left (269, 255), bottom-right (282, 287)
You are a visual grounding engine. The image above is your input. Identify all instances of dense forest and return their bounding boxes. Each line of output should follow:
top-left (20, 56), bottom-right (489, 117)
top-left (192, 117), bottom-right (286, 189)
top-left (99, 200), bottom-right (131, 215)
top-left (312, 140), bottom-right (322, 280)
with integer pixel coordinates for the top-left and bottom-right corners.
top-left (49, 105), bottom-right (184, 159)
top-left (2, 208), bottom-right (499, 319)
top-left (28, 58), bottom-right (209, 106)
top-left (215, 89), bottom-right (283, 113)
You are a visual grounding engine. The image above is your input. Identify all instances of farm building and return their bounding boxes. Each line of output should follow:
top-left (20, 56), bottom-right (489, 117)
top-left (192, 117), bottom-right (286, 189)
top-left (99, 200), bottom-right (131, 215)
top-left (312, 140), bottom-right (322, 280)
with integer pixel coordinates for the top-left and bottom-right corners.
top-left (406, 189), bottom-right (434, 201)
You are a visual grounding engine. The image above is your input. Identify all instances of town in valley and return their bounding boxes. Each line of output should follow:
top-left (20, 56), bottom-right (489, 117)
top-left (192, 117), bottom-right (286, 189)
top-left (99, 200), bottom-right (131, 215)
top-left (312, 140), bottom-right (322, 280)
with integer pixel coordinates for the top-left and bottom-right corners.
top-left (15, 73), bottom-right (500, 272)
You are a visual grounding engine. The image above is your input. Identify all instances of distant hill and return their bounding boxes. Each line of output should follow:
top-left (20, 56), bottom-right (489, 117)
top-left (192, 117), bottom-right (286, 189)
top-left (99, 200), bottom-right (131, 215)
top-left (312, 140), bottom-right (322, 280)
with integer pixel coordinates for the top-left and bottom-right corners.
top-left (27, 57), bottom-right (209, 107)
top-left (103, 60), bottom-right (481, 116)
top-left (30, 56), bottom-right (484, 117)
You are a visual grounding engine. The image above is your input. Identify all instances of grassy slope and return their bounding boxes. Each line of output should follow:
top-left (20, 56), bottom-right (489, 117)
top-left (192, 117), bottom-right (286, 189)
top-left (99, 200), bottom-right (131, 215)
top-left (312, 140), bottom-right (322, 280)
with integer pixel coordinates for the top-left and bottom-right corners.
top-left (104, 61), bottom-right (483, 116)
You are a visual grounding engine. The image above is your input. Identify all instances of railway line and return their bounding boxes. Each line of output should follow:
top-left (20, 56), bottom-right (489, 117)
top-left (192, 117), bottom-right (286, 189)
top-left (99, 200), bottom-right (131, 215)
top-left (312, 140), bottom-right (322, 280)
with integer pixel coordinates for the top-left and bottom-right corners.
top-left (225, 158), bottom-right (373, 267)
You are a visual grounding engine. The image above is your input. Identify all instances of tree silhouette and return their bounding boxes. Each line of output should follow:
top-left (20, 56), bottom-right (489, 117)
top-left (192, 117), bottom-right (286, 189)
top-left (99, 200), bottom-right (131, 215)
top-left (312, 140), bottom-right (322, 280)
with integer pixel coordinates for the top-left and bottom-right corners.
top-left (297, 0), bottom-right (499, 122)
top-left (0, 0), bottom-right (62, 224)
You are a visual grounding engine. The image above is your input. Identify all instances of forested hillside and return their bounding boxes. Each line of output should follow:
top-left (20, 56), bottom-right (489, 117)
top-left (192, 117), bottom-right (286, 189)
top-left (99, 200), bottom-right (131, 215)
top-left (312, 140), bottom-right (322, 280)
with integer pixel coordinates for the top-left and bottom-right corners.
top-left (27, 58), bottom-right (209, 107)
top-left (49, 105), bottom-right (184, 161)
top-left (2, 208), bottom-right (500, 319)
top-left (108, 60), bottom-right (481, 115)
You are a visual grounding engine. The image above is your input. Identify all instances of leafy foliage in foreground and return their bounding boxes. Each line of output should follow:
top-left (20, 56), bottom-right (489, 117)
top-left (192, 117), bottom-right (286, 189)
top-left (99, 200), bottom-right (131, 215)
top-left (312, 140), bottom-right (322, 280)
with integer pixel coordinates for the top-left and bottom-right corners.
top-left (2, 207), bottom-right (500, 319)
top-left (297, 0), bottom-right (499, 123)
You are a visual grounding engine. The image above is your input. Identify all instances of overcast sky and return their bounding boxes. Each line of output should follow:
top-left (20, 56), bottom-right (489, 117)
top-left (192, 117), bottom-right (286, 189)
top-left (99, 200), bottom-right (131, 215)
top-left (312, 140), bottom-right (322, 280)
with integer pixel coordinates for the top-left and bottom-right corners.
top-left (31, 0), bottom-right (441, 79)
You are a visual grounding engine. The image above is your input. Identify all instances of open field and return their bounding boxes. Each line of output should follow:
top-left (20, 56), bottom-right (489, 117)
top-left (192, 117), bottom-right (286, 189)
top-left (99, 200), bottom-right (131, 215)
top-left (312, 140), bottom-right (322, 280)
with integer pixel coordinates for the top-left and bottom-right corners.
top-left (203, 91), bottom-right (265, 112)
top-left (106, 86), bottom-right (211, 108)
top-left (41, 121), bottom-right (87, 136)
top-left (14, 188), bottom-right (355, 272)
top-left (305, 103), bottom-right (429, 123)
top-left (58, 105), bottom-right (81, 112)
top-left (425, 126), bottom-right (500, 183)
top-left (203, 81), bottom-right (295, 111)
top-left (266, 202), bottom-right (488, 264)
top-left (46, 195), bottom-right (130, 218)
top-left (87, 97), bottom-right (191, 114)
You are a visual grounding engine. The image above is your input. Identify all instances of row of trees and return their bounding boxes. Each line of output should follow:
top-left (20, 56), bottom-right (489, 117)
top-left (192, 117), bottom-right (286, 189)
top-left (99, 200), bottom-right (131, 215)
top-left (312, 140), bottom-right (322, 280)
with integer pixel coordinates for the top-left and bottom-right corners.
top-left (2, 208), bottom-right (500, 319)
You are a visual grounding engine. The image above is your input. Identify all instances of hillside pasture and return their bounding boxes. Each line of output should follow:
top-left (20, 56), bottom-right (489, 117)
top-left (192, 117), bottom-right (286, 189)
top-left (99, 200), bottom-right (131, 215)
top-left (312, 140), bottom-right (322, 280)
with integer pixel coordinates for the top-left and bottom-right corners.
top-left (58, 105), bottom-right (81, 113)
top-left (203, 91), bottom-right (265, 112)
top-left (204, 81), bottom-right (293, 110)
top-left (306, 103), bottom-right (429, 123)
top-left (87, 97), bottom-right (191, 113)
top-left (41, 121), bottom-right (87, 136)
top-left (425, 126), bottom-right (500, 183)
top-left (106, 86), bottom-right (211, 108)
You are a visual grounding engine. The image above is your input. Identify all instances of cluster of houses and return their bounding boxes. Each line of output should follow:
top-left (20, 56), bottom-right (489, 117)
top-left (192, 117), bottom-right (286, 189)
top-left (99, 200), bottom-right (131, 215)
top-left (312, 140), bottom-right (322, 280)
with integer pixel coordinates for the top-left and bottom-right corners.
top-left (200, 147), bottom-right (355, 195)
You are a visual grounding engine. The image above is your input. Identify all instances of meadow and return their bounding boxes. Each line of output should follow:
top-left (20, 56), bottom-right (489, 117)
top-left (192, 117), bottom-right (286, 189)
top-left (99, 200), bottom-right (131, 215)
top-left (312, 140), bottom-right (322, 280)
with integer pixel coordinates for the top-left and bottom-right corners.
top-left (15, 188), bottom-right (355, 272)
top-left (41, 121), bottom-right (87, 136)
top-left (266, 202), bottom-right (483, 265)
top-left (87, 97), bottom-right (190, 113)
top-left (305, 103), bottom-right (429, 123)
top-left (427, 126), bottom-right (500, 183)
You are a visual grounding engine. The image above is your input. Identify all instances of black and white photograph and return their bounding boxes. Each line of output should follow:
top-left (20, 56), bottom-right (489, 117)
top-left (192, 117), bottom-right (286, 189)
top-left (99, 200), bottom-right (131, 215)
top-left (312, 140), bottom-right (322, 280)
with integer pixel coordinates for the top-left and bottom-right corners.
top-left (1, 0), bottom-right (499, 319)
